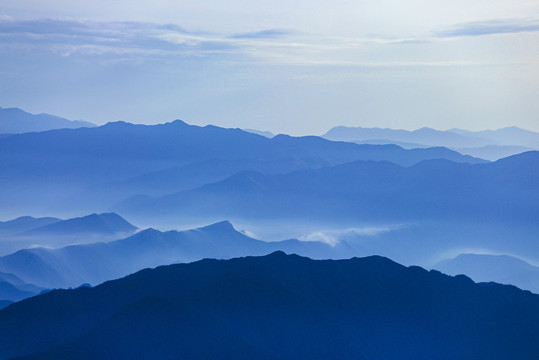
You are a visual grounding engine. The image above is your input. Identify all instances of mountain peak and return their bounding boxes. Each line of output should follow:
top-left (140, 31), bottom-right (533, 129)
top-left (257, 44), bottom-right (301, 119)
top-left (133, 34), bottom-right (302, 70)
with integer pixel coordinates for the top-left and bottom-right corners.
top-left (198, 220), bottom-right (236, 233)
top-left (165, 119), bottom-right (189, 127)
top-left (102, 121), bottom-right (132, 128)
top-left (18, 212), bottom-right (137, 237)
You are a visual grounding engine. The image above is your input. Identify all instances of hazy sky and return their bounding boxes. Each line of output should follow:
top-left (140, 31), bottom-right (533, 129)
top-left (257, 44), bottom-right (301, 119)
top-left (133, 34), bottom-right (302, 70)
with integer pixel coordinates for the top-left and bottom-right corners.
top-left (1, 1), bottom-right (538, 134)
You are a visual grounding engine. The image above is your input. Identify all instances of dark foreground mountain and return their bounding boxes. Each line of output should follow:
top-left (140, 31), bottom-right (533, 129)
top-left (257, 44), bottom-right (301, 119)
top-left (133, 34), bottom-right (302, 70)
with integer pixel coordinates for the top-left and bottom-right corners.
top-left (0, 300), bottom-right (12, 310)
top-left (0, 107), bottom-right (95, 134)
top-left (0, 252), bottom-right (538, 360)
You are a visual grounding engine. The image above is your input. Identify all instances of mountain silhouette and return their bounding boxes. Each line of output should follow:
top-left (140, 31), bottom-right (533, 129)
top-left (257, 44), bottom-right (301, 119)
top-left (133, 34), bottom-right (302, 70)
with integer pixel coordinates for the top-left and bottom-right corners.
top-left (0, 252), bottom-right (537, 359)
top-left (0, 214), bottom-right (137, 256)
top-left (242, 128), bottom-right (275, 138)
top-left (0, 301), bottom-right (12, 310)
top-left (0, 221), bottom-right (343, 289)
top-left (52, 157), bottom-right (332, 213)
top-left (0, 216), bottom-right (60, 236)
top-left (0, 271), bottom-right (44, 303)
top-left (0, 107), bottom-right (95, 134)
top-left (434, 254), bottom-right (539, 293)
top-left (115, 151), bottom-right (539, 226)
top-left (324, 125), bottom-right (539, 149)
top-left (17, 213), bottom-right (137, 237)
top-left (324, 125), bottom-right (487, 147)
top-left (451, 126), bottom-right (539, 147)
top-left (323, 125), bottom-right (539, 160)
top-left (0, 281), bottom-right (37, 303)
top-left (0, 120), bottom-right (484, 216)
top-left (1, 218), bottom-right (535, 292)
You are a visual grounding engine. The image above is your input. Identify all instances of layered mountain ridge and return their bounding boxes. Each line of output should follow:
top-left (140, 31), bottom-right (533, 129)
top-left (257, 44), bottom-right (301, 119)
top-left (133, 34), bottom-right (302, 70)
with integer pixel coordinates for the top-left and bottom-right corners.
top-left (0, 252), bottom-right (537, 360)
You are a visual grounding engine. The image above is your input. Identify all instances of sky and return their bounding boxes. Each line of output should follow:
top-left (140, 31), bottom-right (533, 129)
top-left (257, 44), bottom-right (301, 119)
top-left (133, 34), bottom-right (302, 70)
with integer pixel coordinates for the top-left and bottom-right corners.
top-left (1, 1), bottom-right (538, 135)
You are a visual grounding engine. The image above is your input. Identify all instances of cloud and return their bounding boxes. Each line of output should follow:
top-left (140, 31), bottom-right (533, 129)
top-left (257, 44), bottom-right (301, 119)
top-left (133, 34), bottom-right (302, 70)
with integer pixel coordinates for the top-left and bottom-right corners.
top-left (431, 248), bottom-right (539, 268)
top-left (231, 29), bottom-right (296, 39)
top-left (435, 18), bottom-right (539, 37)
top-left (299, 226), bottom-right (395, 247)
top-left (0, 18), bottom-right (213, 57)
top-left (0, 17), bottom-right (527, 69)
top-left (0, 18), bottom-right (307, 63)
top-left (300, 232), bottom-right (340, 246)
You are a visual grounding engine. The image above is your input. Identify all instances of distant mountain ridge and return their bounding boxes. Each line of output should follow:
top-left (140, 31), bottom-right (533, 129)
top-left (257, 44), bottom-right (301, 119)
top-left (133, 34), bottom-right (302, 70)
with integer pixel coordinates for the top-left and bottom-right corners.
top-left (0, 221), bottom-right (342, 289)
top-left (115, 151), bottom-right (539, 226)
top-left (2, 216), bottom-right (536, 294)
top-left (0, 216), bottom-right (61, 236)
top-left (0, 252), bottom-right (537, 359)
top-left (242, 128), bottom-right (275, 138)
top-left (0, 271), bottom-right (44, 303)
top-left (52, 157), bottom-right (333, 213)
top-left (18, 213), bottom-right (137, 237)
top-left (324, 125), bottom-right (539, 147)
top-left (0, 119), bottom-right (484, 216)
top-left (434, 254), bottom-right (539, 293)
top-left (0, 213), bottom-right (138, 257)
top-left (0, 107), bottom-right (95, 134)
top-left (323, 125), bottom-right (539, 160)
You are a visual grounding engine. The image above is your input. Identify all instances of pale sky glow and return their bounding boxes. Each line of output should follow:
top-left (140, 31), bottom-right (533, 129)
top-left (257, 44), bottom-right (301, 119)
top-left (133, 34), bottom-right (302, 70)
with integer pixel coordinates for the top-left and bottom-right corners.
top-left (1, 1), bottom-right (538, 134)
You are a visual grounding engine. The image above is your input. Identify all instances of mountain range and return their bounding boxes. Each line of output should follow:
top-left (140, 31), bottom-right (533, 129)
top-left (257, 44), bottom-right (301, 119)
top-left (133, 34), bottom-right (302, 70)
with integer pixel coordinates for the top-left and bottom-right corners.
top-left (0, 216), bottom-right (61, 236)
top-left (0, 213), bottom-right (138, 256)
top-left (323, 125), bottom-right (539, 160)
top-left (1, 217), bottom-right (537, 298)
top-left (0, 271), bottom-right (44, 305)
top-left (115, 151), bottom-right (539, 226)
top-left (0, 252), bottom-right (537, 360)
top-left (0, 119), bottom-right (484, 217)
top-left (0, 221), bottom-right (340, 289)
top-left (434, 254), bottom-right (539, 294)
top-left (17, 213), bottom-right (136, 237)
top-left (0, 107), bottom-right (95, 134)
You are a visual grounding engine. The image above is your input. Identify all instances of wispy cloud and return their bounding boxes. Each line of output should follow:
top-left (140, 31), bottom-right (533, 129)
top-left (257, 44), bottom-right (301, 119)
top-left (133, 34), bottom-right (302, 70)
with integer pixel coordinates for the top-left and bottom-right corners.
top-left (435, 18), bottom-right (539, 37)
top-left (231, 28), bottom-right (297, 39)
top-left (0, 17), bottom-right (532, 68)
top-left (0, 18), bottom-right (309, 63)
top-left (299, 226), bottom-right (395, 246)
top-left (0, 18), bottom-right (208, 57)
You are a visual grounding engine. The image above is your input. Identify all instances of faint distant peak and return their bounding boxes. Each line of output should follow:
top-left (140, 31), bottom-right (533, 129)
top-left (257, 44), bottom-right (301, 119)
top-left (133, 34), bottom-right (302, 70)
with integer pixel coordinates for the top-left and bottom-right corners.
top-left (17, 212), bottom-right (137, 237)
top-left (493, 150), bottom-right (539, 165)
top-left (242, 128), bottom-right (275, 138)
top-left (271, 133), bottom-right (293, 140)
top-left (0, 107), bottom-right (95, 134)
top-left (164, 119), bottom-right (190, 127)
top-left (323, 124), bottom-right (539, 150)
top-left (101, 121), bottom-right (134, 128)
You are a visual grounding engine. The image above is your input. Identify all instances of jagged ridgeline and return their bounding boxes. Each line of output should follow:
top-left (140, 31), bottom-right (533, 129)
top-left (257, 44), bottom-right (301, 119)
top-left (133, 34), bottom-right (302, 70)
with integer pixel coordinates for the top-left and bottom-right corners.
top-left (0, 252), bottom-right (537, 360)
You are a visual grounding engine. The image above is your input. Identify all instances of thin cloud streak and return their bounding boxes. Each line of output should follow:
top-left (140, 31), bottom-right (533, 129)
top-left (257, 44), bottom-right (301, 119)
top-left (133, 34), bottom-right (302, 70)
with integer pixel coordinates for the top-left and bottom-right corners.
top-left (435, 18), bottom-right (539, 37)
top-left (3, 17), bottom-right (528, 68)
top-left (231, 28), bottom-right (297, 39)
